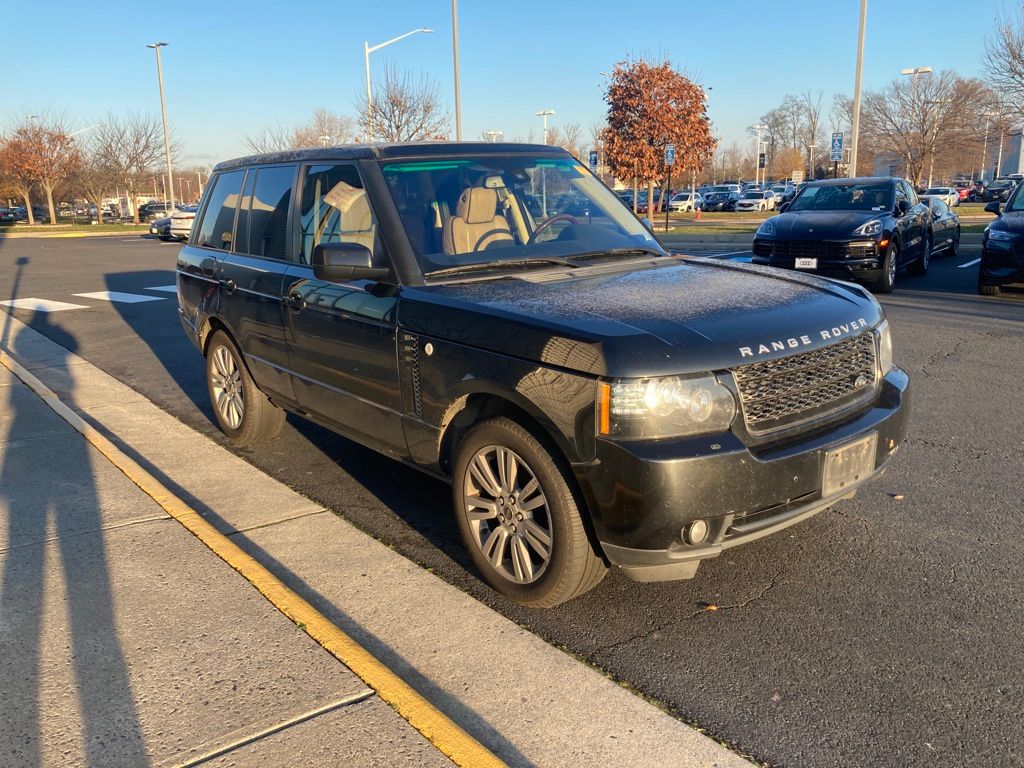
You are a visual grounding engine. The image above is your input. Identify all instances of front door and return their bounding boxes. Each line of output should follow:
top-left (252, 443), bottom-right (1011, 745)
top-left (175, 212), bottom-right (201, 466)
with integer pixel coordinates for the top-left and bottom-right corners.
top-left (282, 162), bottom-right (405, 457)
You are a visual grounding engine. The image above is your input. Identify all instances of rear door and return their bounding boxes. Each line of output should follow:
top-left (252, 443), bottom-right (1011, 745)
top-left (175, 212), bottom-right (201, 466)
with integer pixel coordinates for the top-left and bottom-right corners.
top-left (199, 165), bottom-right (298, 404)
top-left (282, 162), bottom-right (405, 456)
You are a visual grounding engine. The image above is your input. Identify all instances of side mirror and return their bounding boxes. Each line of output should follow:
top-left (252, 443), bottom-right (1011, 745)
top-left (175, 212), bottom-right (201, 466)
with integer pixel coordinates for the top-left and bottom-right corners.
top-left (312, 241), bottom-right (390, 282)
top-left (896, 199), bottom-right (910, 217)
top-left (985, 201), bottom-right (1002, 216)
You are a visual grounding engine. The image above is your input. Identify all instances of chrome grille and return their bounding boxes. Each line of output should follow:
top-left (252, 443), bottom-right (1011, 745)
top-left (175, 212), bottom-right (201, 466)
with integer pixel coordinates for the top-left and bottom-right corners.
top-left (732, 333), bottom-right (877, 434)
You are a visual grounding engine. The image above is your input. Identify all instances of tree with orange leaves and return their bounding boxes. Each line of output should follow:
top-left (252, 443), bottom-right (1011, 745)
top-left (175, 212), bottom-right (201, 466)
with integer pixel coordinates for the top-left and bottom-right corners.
top-left (602, 59), bottom-right (716, 213)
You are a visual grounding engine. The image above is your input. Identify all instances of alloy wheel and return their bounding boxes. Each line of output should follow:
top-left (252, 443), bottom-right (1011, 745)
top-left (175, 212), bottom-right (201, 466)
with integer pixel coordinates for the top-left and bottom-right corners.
top-left (210, 345), bottom-right (244, 429)
top-left (463, 445), bottom-right (553, 584)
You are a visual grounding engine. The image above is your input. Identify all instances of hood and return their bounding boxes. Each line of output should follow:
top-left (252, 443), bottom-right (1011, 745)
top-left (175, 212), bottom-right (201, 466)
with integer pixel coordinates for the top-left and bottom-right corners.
top-left (399, 259), bottom-right (881, 378)
top-left (991, 211), bottom-right (1024, 234)
top-left (768, 209), bottom-right (885, 240)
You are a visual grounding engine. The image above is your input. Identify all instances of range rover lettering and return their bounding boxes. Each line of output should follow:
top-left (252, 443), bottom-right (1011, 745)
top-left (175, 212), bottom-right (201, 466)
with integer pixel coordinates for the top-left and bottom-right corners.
top-left (176, 143), bottom-right (910, 607)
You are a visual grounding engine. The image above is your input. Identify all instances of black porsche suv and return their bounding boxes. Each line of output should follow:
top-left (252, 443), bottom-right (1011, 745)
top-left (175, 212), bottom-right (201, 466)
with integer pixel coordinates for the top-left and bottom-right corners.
top-left (752, 177), bottom-right (931, 293)
top-left (176, 144), bottom-right (909, 607)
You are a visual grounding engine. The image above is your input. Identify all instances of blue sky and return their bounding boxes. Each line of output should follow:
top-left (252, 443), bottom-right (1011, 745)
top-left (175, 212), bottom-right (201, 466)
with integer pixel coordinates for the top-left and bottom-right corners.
top-left (0, 0), bottom-right (1006, 166)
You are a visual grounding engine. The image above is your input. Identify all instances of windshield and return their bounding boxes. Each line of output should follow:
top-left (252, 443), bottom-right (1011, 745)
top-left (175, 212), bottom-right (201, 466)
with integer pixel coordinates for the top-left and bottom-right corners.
top-left (741, 192), bottom-right (762, 199)
top-left (926, 188), bottom-right (948, 195)
top-left (789, 182), bottom-right (892, 212)
top-left (381, 154), bottom-right (665, 276)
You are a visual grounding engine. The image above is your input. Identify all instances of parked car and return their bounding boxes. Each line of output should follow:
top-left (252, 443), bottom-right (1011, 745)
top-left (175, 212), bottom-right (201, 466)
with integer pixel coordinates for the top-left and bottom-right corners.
top-left (982, 179), bottom-right (1016, 203)
top-left (667, 192), bottom-right (703, 212)
top-left (979, 192), bottom-right (1024, 296)
top-left (735, 190), bottom-right (776, 212)
top-left (149, 215), bottom-right (173, 239)
top-left (924, 197), bottom-right (960, 258)
top-left (753, 176), bottom-right (931, 293)
top-left (0, 208), bottom-right (15, 225)
top-left (923, 186), bottom-right (959, 208)
top-left (703, 185), bottom-right (741, 211)
top-left (169, 205), bottom-right (198, 240)
top-left (177, 143), bottom-right (909, 606)
top-left (771, 185), bottom-right (795, 204)
top-left (954, 180), bottom-right (974, 202)
top-left (140, 201), bottom-right (175, 221)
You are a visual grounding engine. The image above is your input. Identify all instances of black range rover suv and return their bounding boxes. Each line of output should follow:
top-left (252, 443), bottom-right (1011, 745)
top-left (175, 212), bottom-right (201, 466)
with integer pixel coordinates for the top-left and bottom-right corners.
top-left (177, 144), bottom-right (910, 607)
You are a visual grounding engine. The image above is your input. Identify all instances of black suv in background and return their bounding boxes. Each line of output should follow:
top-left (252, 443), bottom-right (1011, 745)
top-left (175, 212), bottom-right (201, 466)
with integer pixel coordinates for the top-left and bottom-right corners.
top-left (980, 191), bottom-right (1024, 295)
top-left (752, 177), bottom-right (931, 293)
top-left (177, 144), bottom-right (909, 607)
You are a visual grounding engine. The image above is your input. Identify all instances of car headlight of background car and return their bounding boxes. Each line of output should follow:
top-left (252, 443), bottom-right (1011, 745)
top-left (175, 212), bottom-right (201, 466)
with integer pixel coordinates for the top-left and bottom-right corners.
top-left (875, 320), bottom-right (893, 376)
top-left (853, 219), bottom-right (883, 237)
top-left (598, 375), bottom-right (736, 440)
top-left (756, 218), bottom-right (776, 237)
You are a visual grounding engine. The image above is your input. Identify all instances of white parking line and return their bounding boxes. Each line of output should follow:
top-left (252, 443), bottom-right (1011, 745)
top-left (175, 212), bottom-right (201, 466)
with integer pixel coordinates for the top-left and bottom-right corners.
top-left (0, 298), bottom-right (89, 313)
top-left (144, 285), bottom-right (179, 293)
top-left (72, 291), bottom-right (165, 304)
top-left (958, 258), bottom-right (981, 269)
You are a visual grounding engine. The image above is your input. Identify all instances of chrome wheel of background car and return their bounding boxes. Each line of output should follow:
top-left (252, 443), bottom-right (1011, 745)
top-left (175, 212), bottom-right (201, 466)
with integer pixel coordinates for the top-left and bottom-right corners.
top-left (463, 445), bottom-right (553, 584)
top-left (888, 247), bottom-right (897, 283)
top-left (210, 345), bottom-right (244, 429)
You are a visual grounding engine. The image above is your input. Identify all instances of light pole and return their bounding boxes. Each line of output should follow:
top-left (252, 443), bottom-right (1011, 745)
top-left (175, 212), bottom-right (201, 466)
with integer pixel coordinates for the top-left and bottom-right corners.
top-left (319, 135), bottom-right (332, 146)
top-left (750, 124), bottom-right (767, 185)
top-left (808, 143), bottom-right (817, 180)
top-left (483, 130), bottom-right (503, 142)
top-left (364, 28), bottom-right (434, 140)
top-left (924, 99), bottom-right (948, 188)
top-left (536, 109), bottom-right (555, 144)
top-left (848, 0), bottom-right (867, 178)
top-left (452, 0), bottom-right (462, 140)
top-left (147, 42), bottom-right (175, 212)
top-left (980, 111), bottom-right (1000, 182)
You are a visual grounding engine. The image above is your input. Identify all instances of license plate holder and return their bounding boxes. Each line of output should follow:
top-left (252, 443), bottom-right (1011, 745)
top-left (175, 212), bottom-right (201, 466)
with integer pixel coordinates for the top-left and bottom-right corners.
top-left (822, 433), bottom-right (877, 496)
top-left (795, 257), bottom-right (818, 269)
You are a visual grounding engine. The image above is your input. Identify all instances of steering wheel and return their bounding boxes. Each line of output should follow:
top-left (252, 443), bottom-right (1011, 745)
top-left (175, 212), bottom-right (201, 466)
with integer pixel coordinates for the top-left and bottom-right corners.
top-left (528, 214), bottom-right (580, 244)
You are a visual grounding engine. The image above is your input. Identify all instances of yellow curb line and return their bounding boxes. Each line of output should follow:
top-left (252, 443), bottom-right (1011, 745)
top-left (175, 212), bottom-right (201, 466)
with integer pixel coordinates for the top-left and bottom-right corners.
top-left (0, 231), bottom-right (149, 239)
top-left (0, 347), bottom-right (507, 768)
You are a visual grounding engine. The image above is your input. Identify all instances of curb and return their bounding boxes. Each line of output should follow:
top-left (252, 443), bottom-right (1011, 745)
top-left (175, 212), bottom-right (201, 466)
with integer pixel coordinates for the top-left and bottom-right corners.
top-left (0, 346), bottom-right (507, 768)
top-left (0, 229), bottom-right (149, 240)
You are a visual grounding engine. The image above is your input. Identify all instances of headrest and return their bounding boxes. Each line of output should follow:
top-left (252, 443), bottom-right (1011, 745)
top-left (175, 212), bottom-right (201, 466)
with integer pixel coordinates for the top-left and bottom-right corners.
top-left (456, 187), bottom-right (498, 225)
top-left (484, 175), bottom-right (506, 189)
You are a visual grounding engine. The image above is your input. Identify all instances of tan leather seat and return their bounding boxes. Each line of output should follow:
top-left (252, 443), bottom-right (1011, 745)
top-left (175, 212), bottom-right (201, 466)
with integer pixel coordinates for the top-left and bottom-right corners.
top-left (443, 187), bottom-right (514, 255)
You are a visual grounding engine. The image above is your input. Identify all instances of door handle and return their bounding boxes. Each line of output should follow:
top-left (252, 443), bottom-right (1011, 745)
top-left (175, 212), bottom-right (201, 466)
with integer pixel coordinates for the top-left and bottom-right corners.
top-left (285, 291), bottom-right (306, 311)
top-left (219, 278), bottom-right (236, 294)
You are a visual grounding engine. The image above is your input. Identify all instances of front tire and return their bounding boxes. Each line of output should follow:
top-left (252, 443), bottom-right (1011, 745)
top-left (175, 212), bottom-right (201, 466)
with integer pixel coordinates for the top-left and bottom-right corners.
top-left (872, 242), bottom-right (898, 293)
top-left (452, 417), bottom-right (606, 608)
top-left (205, 330), bottom-right (285, 445)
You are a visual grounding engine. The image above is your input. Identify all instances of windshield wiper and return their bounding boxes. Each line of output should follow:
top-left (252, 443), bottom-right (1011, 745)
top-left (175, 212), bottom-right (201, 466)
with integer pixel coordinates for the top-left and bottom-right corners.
top-left (425, 257), bottom-right (579, 278)
top-left (575, 246), bottom-right (667, 260)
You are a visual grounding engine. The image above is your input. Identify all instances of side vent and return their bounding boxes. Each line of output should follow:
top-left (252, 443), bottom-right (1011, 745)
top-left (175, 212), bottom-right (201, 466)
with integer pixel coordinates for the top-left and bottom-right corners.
top-left (399, 332), bottom-right (423, 417)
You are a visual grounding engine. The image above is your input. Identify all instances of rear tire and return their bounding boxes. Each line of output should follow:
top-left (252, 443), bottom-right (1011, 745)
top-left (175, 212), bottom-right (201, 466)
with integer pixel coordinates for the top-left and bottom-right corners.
top-left (908, 234), bottom-right (930, 276)
top-left (205, 330), bottom-right (285, 445)
top-left (452, 417), bottom-right (607, 608)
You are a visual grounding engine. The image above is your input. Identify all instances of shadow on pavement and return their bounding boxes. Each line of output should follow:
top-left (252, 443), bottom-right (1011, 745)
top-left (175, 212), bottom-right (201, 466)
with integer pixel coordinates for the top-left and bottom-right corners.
top-left (1, 262), bottom-right (146, 765)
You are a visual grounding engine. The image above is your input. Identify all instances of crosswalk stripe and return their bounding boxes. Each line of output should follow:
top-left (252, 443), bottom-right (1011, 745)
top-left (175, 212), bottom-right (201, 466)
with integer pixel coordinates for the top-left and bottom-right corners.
top-left (72, 291), bottom-right (165, 304)
top-left (0, 298), bottom-right (89, 312)
top-left (145, 285), bottom-right (179, 293)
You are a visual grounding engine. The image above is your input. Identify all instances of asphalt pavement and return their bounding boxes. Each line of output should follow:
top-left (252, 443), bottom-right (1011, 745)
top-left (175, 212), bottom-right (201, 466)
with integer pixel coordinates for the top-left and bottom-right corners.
top-left (1, 234), bottom-right (1022, 767)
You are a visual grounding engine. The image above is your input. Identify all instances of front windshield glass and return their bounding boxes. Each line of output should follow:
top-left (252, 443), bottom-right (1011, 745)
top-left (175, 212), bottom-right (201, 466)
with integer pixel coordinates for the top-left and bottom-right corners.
top-left (381, 154), bottom-right (665, 276)
top-left (926, 188), bottom-right (947, 195)
top-left (789, 182), bottom-right (892, 212)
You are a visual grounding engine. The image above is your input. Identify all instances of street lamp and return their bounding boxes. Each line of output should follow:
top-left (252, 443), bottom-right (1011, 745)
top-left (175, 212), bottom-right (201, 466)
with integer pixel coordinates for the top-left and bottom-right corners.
top-left (750, 124), bottom-right (768, 185)
top-left (848, 0), bottom-right (867, 178)
top-left (808, 143), bottom-right (817, 180)
top-left (147, 42), bottom-right (175, 211)
top-left (483, 130), bottom-right (504, 143)
top-left (452, 0), bottom-right (462, 140)
top-left (535, 109), bottom-right (556, 144)
top-left (319, 135), bottom-right (332, 146)
top-left (364, 28), bottom-right (433, 141)
top-left (924, 99), bottom-right (949, 188)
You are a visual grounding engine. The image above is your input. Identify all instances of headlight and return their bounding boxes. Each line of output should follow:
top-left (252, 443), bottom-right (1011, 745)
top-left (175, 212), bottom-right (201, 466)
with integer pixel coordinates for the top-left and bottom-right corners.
top-left (875, 319), bottom-right (893, 376)
top-left (756, 218), bottom-right (775, 237)
top-left (987, 228), bottom-right (1016, 241)
top-left (853, 219), bottom-right (883, 237)
top-left (598, 374), bottom-right (736, 440)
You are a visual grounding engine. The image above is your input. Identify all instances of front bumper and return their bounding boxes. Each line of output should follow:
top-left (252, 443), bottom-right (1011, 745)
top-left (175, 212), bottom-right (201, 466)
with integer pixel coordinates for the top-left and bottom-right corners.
top-left (752, 238), bottom-right (885, 282)
top-left (575, 368), bottom-right (910, 582)
top-left (981, 240), bottom-right (1024, 285)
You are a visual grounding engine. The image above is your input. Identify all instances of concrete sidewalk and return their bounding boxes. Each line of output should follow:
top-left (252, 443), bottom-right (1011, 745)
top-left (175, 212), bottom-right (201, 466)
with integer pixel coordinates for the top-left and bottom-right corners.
top-left (0, 313), bottom-right (753, 768)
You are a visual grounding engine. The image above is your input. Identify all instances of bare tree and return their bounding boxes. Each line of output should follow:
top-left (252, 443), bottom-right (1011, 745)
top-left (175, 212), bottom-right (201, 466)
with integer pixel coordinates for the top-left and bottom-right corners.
top-left (242, 124), bottom-right (293, 154)
top-left (983, 10), bottom-right (1024, 119)
top-left (547, 123), bottom-right (583, 159)
top-left (245, 109), bottom-right (356, 153)
top-left (92, 113), bottom-right (169, 223)
top-left (31, 116), bottom-right (82, 224)
top-left (357, 64), bottom-right (450, 142)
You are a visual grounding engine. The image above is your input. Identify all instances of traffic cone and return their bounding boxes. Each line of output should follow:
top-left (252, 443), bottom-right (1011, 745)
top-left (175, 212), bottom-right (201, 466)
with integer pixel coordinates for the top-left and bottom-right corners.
top-left (695, 207), bottom-right (702, 220)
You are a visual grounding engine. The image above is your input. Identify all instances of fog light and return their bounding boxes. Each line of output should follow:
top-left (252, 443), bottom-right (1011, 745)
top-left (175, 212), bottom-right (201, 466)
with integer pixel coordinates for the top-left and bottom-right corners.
top-left (683, 519), bottom-right (709, 545)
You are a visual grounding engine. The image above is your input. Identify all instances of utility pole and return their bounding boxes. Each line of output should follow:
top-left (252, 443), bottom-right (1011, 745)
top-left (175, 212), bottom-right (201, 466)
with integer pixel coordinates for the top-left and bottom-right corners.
top-left (147, 42), bottom-right (175, 211)
top-left (751, 124), bottom-right (767, 185)
top-left (452, 0), bottom-right (462, 140)
top-left (536, 109), bottom-right (555, 145)
top-left (363, 28), bottom-right (434, 142)
top-left (848, 0), bottom-right (867, 177)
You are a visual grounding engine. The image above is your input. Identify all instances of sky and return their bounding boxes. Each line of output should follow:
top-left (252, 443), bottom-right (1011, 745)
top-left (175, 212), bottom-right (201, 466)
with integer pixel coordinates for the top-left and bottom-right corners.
top-left (0, 0), bottom-right (1009, 167)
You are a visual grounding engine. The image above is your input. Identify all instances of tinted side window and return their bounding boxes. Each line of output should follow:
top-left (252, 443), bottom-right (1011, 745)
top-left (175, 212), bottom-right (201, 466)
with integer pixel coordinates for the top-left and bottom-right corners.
top-left (195, 170), bottom-right (244, 251)
top-left (894, 183), bottom-right (907, 204)
top-left (902, 181), bottom-right (919, 205)
top-left (299, 164), bottom-right (380, 266)
top-left (234, 170), bottom-right (256, 255)
top-left (241, 165), bottom-right (296, 260)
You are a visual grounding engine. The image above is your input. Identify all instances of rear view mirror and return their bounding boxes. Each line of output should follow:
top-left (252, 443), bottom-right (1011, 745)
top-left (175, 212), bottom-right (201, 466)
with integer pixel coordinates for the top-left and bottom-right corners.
top-left (985, 201), bottom-right (1002, 216)
top-left (312, 242), bottom-right (390, 282)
